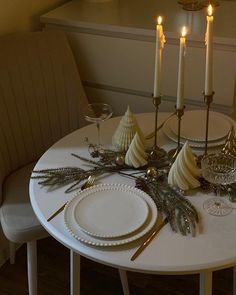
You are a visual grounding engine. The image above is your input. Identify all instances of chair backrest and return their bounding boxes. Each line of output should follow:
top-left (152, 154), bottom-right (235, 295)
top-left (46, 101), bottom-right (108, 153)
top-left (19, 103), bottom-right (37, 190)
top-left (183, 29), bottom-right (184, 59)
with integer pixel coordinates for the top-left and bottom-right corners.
top-left (0, 31), bottom-right (88, 203)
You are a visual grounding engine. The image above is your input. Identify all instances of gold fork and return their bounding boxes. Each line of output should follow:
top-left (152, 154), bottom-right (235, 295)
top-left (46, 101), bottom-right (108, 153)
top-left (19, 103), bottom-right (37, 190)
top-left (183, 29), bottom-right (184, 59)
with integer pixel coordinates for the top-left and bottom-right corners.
top-left (47, 175), bottom-right (95, 222)
top-left (80, 175), bottom-right (95, 190)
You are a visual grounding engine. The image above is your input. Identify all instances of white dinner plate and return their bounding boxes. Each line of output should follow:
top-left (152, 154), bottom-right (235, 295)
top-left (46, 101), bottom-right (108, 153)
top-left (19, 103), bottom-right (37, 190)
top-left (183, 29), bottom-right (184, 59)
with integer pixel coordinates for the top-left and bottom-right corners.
top-left (72, 184), bottom-right (149, 238)
top-left (163, 117), bottom-right (226, 149)
top-left (64, 183), bottom-right (158, 247)
top-left (169, 110), bottom-right (231, 142)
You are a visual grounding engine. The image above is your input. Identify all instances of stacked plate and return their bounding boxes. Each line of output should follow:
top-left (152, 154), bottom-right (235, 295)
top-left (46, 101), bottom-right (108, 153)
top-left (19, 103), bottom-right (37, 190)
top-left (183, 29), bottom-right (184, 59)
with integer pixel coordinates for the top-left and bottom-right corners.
top-left (163, 110), bottom-right (232, 149)
top-left (64, 183), bottom-right (158, 247)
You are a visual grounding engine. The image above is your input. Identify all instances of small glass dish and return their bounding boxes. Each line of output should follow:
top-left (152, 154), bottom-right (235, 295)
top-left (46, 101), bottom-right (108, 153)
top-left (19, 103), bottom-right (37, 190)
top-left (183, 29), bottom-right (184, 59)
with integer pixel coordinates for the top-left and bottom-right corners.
top-left (201, 153), bottom-right (236, 216)
top-left (203, 197), bottom-right (232, 216)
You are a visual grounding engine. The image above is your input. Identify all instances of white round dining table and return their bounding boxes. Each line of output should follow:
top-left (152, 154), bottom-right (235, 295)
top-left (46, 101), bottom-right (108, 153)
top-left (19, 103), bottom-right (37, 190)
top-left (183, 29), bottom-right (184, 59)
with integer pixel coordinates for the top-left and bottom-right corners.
top-left (29, 112), bottom-right (236, 295)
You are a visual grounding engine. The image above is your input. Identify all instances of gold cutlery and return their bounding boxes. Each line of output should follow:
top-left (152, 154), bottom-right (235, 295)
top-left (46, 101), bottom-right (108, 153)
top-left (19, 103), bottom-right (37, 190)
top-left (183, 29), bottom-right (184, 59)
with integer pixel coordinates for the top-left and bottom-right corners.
top-left (47, 175), bottom-right (95, 222)
top-left (80, 175), bottom-right (95, 190)
top-left (130, 217), bottom-right (168, 261)
top-left (145, 112), bottom-right (175, 140)
top-left (47, 203), bottom-right (67, 222)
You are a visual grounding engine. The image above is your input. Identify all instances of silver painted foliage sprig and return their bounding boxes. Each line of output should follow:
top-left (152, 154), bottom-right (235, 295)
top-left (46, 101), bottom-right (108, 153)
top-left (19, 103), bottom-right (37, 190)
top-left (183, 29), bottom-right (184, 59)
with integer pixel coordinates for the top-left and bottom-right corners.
top-left (32, 147), bottom-right (199, 236)
top-left (135, 176), bottom-right (199, 236)
top-left (32, 152), bottom-right (141, 193)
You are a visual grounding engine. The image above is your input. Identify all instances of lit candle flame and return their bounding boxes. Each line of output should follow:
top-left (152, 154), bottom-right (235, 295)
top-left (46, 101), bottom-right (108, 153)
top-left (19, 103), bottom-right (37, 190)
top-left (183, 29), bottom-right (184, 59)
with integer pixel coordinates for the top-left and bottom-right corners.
top-left (208, 4), bottom-right (213, 16)
top-left (181, 26), bottom-right (187, 37)
top-left (157, 16), bottom-right (162, 25)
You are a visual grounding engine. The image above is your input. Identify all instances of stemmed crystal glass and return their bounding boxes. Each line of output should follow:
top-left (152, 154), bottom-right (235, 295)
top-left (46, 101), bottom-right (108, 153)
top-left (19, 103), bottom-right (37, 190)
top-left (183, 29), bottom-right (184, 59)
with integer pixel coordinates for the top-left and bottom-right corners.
top-left (83, 103), bottom-right (113, 147)
top-left (201, 153), bottom-right (236, 216)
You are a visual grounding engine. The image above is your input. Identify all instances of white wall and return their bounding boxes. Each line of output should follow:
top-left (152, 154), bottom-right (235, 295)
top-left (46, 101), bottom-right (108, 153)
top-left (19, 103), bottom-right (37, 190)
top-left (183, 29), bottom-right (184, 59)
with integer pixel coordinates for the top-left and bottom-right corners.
top-left (0, 0), bottom-right (68, 35)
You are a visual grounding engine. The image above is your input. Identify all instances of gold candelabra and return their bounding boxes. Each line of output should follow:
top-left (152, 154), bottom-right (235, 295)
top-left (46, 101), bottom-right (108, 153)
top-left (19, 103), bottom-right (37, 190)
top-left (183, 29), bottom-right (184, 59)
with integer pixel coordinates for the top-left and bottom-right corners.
top-left (168, 106), bottom-right (185, 160)
top-left (149, 95), bottom-right (166, 160)
top-left (203, 91), bottom-right (214, 155)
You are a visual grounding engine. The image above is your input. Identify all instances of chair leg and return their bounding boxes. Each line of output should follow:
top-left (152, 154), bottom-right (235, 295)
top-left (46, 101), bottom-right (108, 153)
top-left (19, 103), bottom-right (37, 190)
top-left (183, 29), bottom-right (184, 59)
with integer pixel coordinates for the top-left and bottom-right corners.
top-left (27, 241), bottom-right (37, 295)
top-left (9, 241), bottom-right (15, 264)
top-left (118, 269), bottom-right (130, 295)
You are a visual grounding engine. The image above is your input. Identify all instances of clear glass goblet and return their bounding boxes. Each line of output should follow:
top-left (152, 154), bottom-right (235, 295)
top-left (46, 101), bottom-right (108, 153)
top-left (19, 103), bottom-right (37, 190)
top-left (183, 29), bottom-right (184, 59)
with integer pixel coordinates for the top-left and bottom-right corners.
top-left (201, 153), bottom-right (236, 216)
top-left (83, 103), bottom-right (113, 147)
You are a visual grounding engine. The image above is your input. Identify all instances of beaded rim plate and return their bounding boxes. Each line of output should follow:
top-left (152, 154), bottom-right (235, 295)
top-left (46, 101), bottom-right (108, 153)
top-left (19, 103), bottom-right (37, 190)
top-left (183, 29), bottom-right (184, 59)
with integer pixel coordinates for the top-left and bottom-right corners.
top-left (71, 184), bottom-right (149, 238)
top-left (64, 183), bottom-right (158, 247)
top-left (168, 110), bottom-right (231, 142)
top-left (162, 116), bottom-right (227, 149)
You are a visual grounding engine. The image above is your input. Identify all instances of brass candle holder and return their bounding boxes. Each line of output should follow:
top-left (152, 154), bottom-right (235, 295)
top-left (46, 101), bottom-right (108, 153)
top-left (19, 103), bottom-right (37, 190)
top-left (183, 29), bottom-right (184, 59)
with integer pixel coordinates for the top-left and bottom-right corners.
top-left (203, 91), bottom-right (214, 155)
top-left (149, 95), bottom-right (166, 160)
top-left (168, 106), bottom-right (185, 161)
top-left (199, 0), bottom-right (219, 8)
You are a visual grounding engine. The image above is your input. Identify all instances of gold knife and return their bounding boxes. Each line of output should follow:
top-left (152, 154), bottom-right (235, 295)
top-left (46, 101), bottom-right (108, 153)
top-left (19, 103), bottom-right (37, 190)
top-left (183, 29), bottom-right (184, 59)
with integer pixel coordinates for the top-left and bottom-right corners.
top-left (130, 217), bottom-right (168, 261)
top-left (47, 202), bottom-right (67, 222)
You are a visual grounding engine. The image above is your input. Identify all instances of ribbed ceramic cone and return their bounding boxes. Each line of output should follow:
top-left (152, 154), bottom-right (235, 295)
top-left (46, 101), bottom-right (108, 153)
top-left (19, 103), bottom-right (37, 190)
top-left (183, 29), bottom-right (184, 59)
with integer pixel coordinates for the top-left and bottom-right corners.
top-left (168, 141), bottom-right (201, 191)
top-left (112, 106), bottom-right (142, 152)
top-left (125, 132), bottom-right (147, 168)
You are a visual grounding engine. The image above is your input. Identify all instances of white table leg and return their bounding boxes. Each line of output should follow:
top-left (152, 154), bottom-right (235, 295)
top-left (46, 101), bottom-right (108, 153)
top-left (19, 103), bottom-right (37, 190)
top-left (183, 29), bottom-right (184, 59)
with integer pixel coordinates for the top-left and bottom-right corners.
top-left (118, 268), bottom-right (130, 295)
top-left (200, 271), bottom-right (212, 295)
top-left (233, 266), bottom-right (236, 295)
top-left (70, 250), bottom-right (80, 295)
top-left (27, 241), bottom-right (37, 295)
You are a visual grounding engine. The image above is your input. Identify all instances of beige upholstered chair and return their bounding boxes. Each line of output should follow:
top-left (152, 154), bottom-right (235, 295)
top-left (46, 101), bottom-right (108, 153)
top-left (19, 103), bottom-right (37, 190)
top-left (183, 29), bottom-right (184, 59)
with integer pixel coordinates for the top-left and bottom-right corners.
top-left (0, 31), bottom-right (88, 294)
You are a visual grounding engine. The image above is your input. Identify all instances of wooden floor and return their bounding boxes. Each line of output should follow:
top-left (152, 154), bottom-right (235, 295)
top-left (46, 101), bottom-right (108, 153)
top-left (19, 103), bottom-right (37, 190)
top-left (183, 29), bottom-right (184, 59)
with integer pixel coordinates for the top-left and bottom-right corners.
top-left (0, 237), bottom-right (233, 295)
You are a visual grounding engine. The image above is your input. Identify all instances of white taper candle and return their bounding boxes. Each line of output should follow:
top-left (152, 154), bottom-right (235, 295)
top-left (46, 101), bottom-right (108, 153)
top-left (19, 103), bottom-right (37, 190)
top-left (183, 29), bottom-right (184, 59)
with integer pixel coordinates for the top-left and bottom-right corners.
top-left (205, 5), bottom-right (214, 95)
top-left (153, 16), bottom-right (165, 97)
top-left (176, 26), bottom-right (187, 110)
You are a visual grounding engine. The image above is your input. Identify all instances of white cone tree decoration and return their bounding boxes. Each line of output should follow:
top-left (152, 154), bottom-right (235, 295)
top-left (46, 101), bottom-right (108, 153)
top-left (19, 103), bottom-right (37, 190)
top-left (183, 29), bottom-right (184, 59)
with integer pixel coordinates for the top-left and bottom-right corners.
top-left (168, 141), bottom-right (201, 191)
top-left (112, 106), bottom-right (145, 152)
top-left (125, 132), bottom-right (147, 168)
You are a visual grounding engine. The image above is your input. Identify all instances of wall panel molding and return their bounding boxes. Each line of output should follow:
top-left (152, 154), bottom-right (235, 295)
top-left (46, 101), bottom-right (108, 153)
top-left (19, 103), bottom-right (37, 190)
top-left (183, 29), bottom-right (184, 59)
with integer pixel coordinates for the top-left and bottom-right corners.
top-left (45, 23), bottom-right (236, 52)
top-left (83, 81), bottom-right (232, 115)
